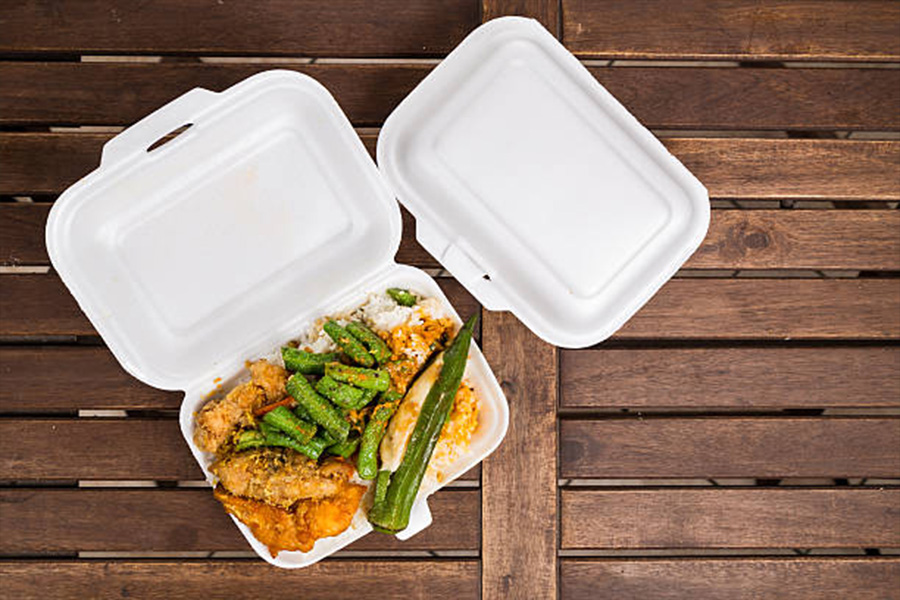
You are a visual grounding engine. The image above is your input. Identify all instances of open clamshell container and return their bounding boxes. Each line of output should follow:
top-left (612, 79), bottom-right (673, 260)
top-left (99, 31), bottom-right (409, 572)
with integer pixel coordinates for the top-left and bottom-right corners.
top-left (46, 17), bottom-right (707, 568)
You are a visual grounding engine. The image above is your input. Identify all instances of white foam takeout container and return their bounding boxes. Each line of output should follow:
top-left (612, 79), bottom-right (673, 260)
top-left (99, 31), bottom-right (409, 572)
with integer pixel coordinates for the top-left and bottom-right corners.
top-left (45, 17), bottom-right (708, 567)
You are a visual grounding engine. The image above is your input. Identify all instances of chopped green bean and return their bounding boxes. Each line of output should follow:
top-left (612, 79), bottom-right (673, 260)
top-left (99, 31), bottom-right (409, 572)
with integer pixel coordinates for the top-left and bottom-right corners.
top-left (261, 405), bottom-right (316, 443)
top-left (258, 422), bottom-right (328, 460)
top-left (234, 429), bottom-right (266, 452)
top-left (286, 373), bottom-right (350, 442)
top-left (357, 390), bottom-right (403, 480)
top-left (325, 362), bottom-right (390, 392)
top-left (323, 321), bottom-right (374, 367)
top-left (346, 321), bottom-right (392, 364)
top-left (315, 375), bottom-right (367, 409)
top-left (327, 434), bottom-right (360, 458)
top-left (386, 288), bottom-right (417, 306)
top-left (281, 347), bottom-right (340, 375)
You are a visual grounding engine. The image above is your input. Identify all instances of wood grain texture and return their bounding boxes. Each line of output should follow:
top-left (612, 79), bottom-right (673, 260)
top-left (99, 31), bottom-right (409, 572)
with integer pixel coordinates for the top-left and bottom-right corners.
top-left (563, 0), bottom-right (900, 61)
top-left (481, 311), bottom-right (557, 599)
top-left (0, 0), bottom-right (480, 57)
top-left (4, 134), bottom-right (898, 201)
top-left (0, 488), bottom-right (479, 553)
top-left (1, 560), bottom-right (480, 599)
top-left (0, 418), bottom-right (479, 481)
top-left (0, 274), bottom-right (480, 338)
top-left (0, 346), bottom-right (181, 412)
top-left (561, 488), bottom-right (900, 549)
top-left (2, 63), bottom-right (897, 131)
top-left (482, 0), bottom-right (558, 35)
top-left (560, 418), bottom-right (900, 478)
top-left (6, 202), bottom-right (899, 271)
top-left (560, 347), bottom-right (900, 409)
top-left (560, 558), bottom-right (900, 600)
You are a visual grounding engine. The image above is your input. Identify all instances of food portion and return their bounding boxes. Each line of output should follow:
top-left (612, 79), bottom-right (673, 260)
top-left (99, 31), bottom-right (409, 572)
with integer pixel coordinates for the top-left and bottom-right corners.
top-left (193, 288), bottom-right (481, 557)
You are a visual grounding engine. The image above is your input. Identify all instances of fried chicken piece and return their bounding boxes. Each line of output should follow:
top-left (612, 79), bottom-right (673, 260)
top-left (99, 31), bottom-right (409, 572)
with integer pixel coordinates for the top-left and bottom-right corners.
top-left (249, 360), bottom-right (288, 402)
top-left (214, 480), bottom-right (366, 556)
top-left (210, 448), bottom-right (354, 509)
top-left (194, 382), bottom-right (266, 454)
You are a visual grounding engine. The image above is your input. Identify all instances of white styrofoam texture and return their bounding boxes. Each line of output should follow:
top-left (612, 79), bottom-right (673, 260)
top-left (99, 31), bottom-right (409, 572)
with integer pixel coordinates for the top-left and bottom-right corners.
top-left (378, 17), bottom-right (710, 348)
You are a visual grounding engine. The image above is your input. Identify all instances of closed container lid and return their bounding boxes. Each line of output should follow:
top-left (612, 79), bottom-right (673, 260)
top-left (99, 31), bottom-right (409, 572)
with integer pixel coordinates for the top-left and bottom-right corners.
top-left (378, 17), bottom-right (709, 348)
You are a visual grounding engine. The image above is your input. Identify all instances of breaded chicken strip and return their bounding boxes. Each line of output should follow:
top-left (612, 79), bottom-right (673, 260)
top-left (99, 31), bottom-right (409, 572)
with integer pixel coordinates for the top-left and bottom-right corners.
top-left (210, 448), bottom-right (355, 508)
top-left (249, 360), bottom-right (288, 402)
top-left (194, 382), bottom-right (266, 454)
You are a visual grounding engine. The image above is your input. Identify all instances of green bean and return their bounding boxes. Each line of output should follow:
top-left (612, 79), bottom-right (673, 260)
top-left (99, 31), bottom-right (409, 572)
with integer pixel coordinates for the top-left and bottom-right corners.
top-left (261, 405), bottom-right (316, 443)
top-left (357, 390), bottom-right (403, 480)
top-left (325, 362), bottom-right (390, 392)
top-left (351, 388), bottom-right (379, 411)
top-left (234, 429), bottom-right (266, 452)
top-left (323, 321), bottom-right (374, 367)
top-left (285, 373), bottom-right (350, 442)
top-left (327, 434), bottom-right (360, 458)
top-left (258, 422), bottom-right (329, 460)
top-left (386, 288), bottom-right (417, 307)
top-left (346, 321), bottom-right (392, 364)
top-left (281, 347), bottom-right (341, 375)
top-left (374, 470), bottom-right (391, 505)
top-left (315, 375), bottom-right (366, 409)
top-left (368, 313), bottom-right (477, 534)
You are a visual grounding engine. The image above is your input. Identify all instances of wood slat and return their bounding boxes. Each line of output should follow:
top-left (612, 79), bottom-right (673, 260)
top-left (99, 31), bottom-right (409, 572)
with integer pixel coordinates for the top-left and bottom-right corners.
top-left (481, 311), bottom-right (558, 598)
top-left (560, 558), bottom-right (900, 600)
top-left (560, 347), bottom-right (900, 409)
top-left (0, 418), bottom-right (480, 481)
top-left (483, 0), bottom-right (558, 36)
top-left (6, 202), bottom-right (900, 271)
top-left (4, 134), bottom-right (898, 201)
top-left (561, 488), bottom-right (900, 549)
top-left (3, 63), bottom-right (898, 131)
top-left (0, 346), bottom-right (181, 412)
top-left (563, 0), bottom-right (900, 61)
top-left (0, 274), bottom-right (480, 338)
top-left (0, 488), bottom-right (479, 553)
top-left (560, 418), bottom-right (900, 479)
top-left (0, 0), bottom-right (480, 57)
top-left (4, 275), bottom-right (897, 339)
top-left (1, 560), bottom-right (480, 599)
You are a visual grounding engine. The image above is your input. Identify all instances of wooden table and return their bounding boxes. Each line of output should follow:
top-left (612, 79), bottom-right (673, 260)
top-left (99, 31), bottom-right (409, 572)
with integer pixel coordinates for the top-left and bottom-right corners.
top-left (2, 1), bottom-right (899, 597)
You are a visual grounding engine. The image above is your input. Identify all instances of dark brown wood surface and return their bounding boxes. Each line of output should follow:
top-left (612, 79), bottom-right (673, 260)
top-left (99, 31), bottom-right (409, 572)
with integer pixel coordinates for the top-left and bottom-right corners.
top-left (560, 418), bottom-right (900, 478)
top-left (563, 0), bottom-right (900, 61)
top-left (560, 558), bottom-right (900, 600)
top-left (3, 63), bottom-right (898, 131)
top-left (482, 311), bottom-right (558, 598)
top-left (1, 560), bottom-right (481, 599)
top-left (0, 488), bottom-right (480, 553)
top-left (561, 488), bottom-right (900, 549)
top-left (0, 0), bottom-right (481, 57)
top-left (4, 134), bottom-right (898, 201)
top-left (483, 0), bottom-right (558, 35)
top-left (560, 347), bottom-right (900, 409)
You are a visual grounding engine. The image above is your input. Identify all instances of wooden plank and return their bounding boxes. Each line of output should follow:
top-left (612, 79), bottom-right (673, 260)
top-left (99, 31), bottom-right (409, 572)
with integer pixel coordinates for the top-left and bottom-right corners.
top-left (0, 418), bottom-right (480, 481)
top-left (3, 63), bottom-right (898, 131)
top-left (5, 135), bottom-right (898, 201)
top-left (1, 560), bottom-right (480, 599)
top-left (7, 203), bottom-right (899, 270)
top-left (481, 311), bottom-right (557, 598)
top-left (0, 0), bottom-right (480, 57)
top-left (561, 488), bottom-right (900, 549)
top-left (0, 346), bottom-right (181, 412)
top-left (560, 558), bottom-right (900, 600)
top-left (0, 274), bottom-right (481, 338)
top-left (560, 418), bottom-right (900, 479)
top-left (563, 0), bottom-right (900, 61)
top-left (0, 488), bottom-right (479, 553)
top-left (4, 276), bottom-right (897, 340)
top-left (560, 347), bottom-right (900, 409)
top-left (482, 0), bottom-right (558, 36)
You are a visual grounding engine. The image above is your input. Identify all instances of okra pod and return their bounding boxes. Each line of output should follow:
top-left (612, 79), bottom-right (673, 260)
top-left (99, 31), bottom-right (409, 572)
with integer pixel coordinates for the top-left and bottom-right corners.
top-left (281, 347), bottom-right (340, 375)
top-left (368, 314), bottom-right (477, 534)
top-left (345, 321), bottom-right (392, 364)
top-left (327, 434), bottom-right (360, 458)
top-left (386, 288), bottom-right (417, 307)
top-left (323, 321), bottom-right (374, 367)
top-left (356, 390), bottom-right (403, 480)
top-left (285, 373), bottom-right (350, 442)
top-left (374, 470), bottom-right (391, 505)
top-left (324, 362), bottom-right (390, 392)
top-left (315, 375), bottom-right (366, 409)
top-left (261, 405), bottom-right (316, 444)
